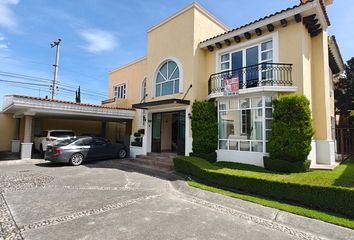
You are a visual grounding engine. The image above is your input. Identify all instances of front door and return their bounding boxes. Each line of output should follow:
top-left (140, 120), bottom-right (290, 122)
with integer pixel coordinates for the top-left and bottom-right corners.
top-left (152, 113), bottom-right (161, 152)
top-left (151, 111), bottom-right (185, 155)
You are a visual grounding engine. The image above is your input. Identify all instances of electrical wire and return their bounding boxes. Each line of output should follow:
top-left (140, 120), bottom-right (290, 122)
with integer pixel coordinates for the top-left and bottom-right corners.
top-left (0, 71), bottom-right (107, 98)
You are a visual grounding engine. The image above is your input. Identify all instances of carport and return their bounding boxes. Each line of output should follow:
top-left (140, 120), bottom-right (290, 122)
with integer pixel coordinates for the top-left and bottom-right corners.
top-left (2, 95), bottom-right (135, 159)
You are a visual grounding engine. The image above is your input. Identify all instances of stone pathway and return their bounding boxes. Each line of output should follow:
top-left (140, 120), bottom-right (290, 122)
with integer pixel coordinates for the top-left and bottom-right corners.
top-left (0, 160), bottom-right (352, 240)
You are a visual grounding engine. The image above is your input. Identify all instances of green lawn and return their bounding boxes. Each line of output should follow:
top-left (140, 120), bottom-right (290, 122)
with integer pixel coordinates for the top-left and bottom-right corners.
top-left (214, 157), bottom-right (354, 189)
top-left (174, 156), bottom-right (354, 229)
top-left (186, 178), bottom-right (354, 230)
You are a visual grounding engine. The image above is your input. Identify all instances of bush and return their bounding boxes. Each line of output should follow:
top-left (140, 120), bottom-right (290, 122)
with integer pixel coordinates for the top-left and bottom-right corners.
top-left (269, 95), bottom-right (314, 163)
top-left (133, 132), bottom-right (141, 138)
top-left (131, 141), bottom-right (142, 147)
top-left (174, 156), bottom-right (354, 218)
top-left (263, 156), bottom-right (310, 173)
top-left (132, 130), bottom-right (144, 147)
top-left (190, 152), bottom-right (217, 163)
top-left (191, 100), bottom-right (218, 154)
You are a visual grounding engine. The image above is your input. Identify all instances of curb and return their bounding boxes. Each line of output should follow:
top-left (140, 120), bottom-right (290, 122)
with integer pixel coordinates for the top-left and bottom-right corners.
top-left (0, 159), bottom-right (48, 166)
top-left (168, 177), bottom-right (354, 240)
top-left (109, 160), bottom-right (354, 239)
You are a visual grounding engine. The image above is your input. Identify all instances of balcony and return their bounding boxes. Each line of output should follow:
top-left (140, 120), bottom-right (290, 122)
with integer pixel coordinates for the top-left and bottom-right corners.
top-left (208, 63), bottom-right (294, 97)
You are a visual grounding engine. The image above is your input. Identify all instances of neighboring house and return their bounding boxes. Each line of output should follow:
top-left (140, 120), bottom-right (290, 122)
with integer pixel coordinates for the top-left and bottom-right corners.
top-left (104, 0), bottom-right (345, 167)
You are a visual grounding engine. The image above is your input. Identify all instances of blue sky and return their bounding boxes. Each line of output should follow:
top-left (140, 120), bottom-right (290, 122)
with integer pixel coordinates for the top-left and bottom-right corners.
top-left (0, 0), bottom-right (352, 106)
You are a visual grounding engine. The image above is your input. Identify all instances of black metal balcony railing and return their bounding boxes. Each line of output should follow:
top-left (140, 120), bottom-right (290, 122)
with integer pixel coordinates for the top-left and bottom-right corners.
top-left (208, 63), bottom-right (293, 95)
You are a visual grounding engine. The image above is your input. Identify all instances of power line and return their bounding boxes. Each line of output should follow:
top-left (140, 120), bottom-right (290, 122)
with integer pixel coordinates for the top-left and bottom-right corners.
top-left (0, 70), bottom-right (107, 98)
top-left (0, 71), bottom-right (52, 82)
top-left (0, 79), bottom-right (51, 88)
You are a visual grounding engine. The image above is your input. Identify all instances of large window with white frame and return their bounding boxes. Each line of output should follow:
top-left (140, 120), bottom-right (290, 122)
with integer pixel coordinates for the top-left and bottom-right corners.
top-left (219, 39), bottom-right (274, 87)
top-left (113, 83), bottom-right (127, 99)
top-left (218, 95), bottom-right (274, 153)
top-left (155, 60), bottom-right (180, 97)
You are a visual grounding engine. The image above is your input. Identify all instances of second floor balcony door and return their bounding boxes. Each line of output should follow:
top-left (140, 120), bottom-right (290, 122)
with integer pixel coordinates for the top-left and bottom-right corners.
top-left (245, 46), bottom-right (259, 86)
top-left (229, 46), bottom-right (259, 89)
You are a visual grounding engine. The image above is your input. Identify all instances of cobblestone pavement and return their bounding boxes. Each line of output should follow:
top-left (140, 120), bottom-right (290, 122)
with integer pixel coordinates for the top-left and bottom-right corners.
top-left (0, 160), bottom-right (352, 240)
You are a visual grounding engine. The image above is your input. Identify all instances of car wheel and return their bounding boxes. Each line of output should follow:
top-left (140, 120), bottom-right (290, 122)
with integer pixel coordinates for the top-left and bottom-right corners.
top-left (118, 148), bottom-right (127, 159)
top-left (69, 153), bottom-right (84, 166)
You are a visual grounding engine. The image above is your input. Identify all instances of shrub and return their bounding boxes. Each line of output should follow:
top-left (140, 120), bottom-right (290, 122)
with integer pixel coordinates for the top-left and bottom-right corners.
top-left (268, 95), bottom-right (314, 162)
top-left (131, 141), bottom-right (142, 147)
top-left (132, 130), bottom-right (144, 147)
top-left (263, 156), bottom-right (310, 173)
top-left (133, 132), bottom-right (141, 138)
top-left (174, 156), bottom-right (354, 218)
top-left (191, 100), bottom-right (218, 154)
top-left (190, 152), bottom-right (217, 163)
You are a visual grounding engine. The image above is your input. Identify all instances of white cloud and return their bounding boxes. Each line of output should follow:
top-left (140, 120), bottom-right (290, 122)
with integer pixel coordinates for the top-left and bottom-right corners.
top-left (0, 0), bottom-right (19, 31)
top-left (0, 34), bottom-right (8, 49)
top-left (78, 29), bottom-right (118, 54)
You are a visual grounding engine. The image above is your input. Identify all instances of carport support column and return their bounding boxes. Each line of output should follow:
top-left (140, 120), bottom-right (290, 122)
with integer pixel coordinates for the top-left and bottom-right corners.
top-left (21, 114), bottom-right (34, 160)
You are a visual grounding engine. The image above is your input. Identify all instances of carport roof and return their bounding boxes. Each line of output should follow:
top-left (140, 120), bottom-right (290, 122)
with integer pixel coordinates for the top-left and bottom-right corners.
top-left (2, 95), bottom-right (135, 120)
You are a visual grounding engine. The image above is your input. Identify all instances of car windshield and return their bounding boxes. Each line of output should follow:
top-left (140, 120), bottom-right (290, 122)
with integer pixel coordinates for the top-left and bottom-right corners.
top-left (50, 131), bottom-right (75, 137)
top-left (56, 138), bottom-right (77, 146)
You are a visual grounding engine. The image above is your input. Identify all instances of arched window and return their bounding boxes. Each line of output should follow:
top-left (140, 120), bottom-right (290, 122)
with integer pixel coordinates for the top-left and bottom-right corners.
top-left (155, 60), bottom-right (180, 97)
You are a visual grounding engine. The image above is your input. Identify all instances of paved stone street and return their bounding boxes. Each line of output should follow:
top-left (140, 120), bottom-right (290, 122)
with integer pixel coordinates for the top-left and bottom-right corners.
top-left (0, 160), bottom-right (353, 240)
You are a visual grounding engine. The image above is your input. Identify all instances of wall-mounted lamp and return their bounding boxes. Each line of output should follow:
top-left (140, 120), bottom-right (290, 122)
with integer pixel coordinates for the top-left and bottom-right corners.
top-left (188, 113), bottom-right (192, 119)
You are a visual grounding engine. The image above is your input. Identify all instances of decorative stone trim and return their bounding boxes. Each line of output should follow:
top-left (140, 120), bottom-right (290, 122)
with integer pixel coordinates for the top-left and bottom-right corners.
top-left (0, 194), bottom-right (22, 240)
top-left (0, 173), bottom-right (54, 193)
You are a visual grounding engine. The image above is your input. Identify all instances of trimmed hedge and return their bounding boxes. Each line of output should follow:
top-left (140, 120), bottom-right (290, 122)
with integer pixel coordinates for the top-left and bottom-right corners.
top-left (269, 95), bottom-right (314, 163)
top-left (264, 157), bottom-right (311, 173)
top-left (174, 156), bottom-right (354, 218)
top-left (191, 100), bottom-right (218, 154)
top-left (190, 152), bottom-right (217, 163)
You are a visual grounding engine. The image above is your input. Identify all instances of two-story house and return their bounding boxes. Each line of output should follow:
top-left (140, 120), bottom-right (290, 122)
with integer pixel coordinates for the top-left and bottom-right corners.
top-left (104, 0), bottom-right (344, 168)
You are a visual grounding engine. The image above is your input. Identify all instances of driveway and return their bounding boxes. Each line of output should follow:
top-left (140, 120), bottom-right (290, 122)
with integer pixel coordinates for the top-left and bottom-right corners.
top-left (0, 160), bottom-right (353, 240)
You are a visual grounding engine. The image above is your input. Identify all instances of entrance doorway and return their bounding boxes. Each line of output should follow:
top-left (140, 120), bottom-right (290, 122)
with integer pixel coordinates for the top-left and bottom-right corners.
top-left (152, 110), bottom-right (185, 155)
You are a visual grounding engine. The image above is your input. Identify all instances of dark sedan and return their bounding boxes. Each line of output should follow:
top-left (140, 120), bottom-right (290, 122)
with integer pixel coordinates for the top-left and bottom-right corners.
top-left (45, 137), bottom-right (128, 166)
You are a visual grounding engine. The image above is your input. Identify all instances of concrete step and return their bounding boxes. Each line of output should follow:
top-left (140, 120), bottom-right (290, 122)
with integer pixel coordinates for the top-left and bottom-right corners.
top-left (147, 152), bottom-right (177, 158)
top-left (136, 154), bottom-right (174, 163)
top-left (129, 156), bottom-right (174, 171)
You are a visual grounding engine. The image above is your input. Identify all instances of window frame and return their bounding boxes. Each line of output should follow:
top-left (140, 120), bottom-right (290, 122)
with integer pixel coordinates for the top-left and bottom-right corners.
top-left (217, 94), bottom-right (275, 153)
top-left (153, 57), bottom-right (183, 97)
top-left (113, 83), bottom-right (127, 99)
top-left (216, 32), bottom-right (279, 74)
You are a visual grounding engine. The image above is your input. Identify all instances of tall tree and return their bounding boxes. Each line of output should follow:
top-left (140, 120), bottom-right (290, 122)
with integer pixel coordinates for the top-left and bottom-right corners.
top-left (334, 57), bottom-right (354, 124)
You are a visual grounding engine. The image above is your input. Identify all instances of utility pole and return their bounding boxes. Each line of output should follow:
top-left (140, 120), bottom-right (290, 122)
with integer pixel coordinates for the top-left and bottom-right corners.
top-left (50, 38), bottom-right (61, 100)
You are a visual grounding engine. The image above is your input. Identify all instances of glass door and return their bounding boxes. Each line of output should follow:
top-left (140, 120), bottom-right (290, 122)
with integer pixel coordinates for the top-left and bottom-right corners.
top-left (245, 46), bottom-right (259, 87)
top-left (152, 113), bottom-right (161, 152)
top-left (231, 51), bottom-right (243, 88)
top-left (177, 111), bottom-right (186, 155)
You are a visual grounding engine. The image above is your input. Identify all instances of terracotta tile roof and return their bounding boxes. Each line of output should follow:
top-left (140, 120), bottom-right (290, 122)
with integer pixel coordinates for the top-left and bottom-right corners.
top-left (10, 95), bottom-right (135, 111)
top-left (200, 0), bottom-right (330, 45)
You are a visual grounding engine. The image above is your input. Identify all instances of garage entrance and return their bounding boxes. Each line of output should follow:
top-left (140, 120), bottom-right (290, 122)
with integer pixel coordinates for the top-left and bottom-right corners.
top-left (1, 95), bottom-right (136, 159)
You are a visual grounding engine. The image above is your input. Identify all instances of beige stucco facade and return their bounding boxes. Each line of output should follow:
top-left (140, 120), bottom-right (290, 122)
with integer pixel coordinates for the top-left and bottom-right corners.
top-left (0, 113), bottom-right (16, 151)
top-left (0, 1), bottom-right (343, 166)
top-left (104, 1), bottom-right (344, 166)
